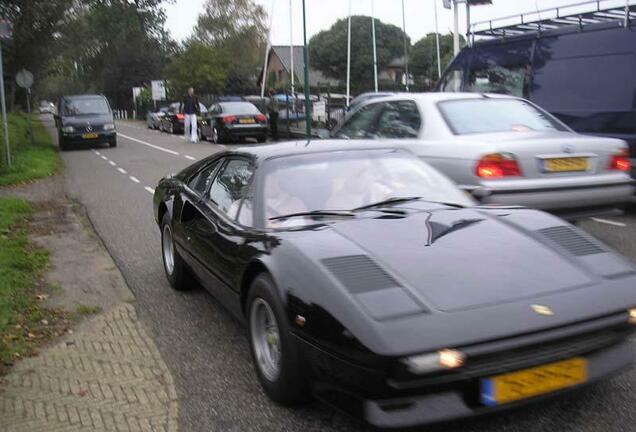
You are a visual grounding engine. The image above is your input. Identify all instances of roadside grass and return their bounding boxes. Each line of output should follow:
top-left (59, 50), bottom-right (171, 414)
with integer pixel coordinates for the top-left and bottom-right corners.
top-left (76, 305), bottom-right (102, 316)
top-left (0, 197), bottom-right (69, 373)
top-left (0, 112), bottom-right (61, 186)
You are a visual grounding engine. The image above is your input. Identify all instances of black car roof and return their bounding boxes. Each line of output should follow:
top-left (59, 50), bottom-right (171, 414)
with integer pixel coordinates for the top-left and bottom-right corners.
top-left (214, 139), bottom-right (404, 162)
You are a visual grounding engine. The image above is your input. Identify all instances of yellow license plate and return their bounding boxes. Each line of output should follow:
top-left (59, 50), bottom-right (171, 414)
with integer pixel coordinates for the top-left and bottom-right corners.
top-left (239, 118), bottom-right (255, 124)
top-left (544, 157), bottom-right (589, 172)
top-left (481, 357), bottom-right (587, 406)
top-left (82, 133), bottom-right (98, 139)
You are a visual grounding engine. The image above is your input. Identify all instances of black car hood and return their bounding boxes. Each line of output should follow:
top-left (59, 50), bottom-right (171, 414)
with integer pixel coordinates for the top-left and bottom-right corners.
top-left (328, 208), bottom-right (606, 312)
top-left (61, 113), bottom-right (112, 126)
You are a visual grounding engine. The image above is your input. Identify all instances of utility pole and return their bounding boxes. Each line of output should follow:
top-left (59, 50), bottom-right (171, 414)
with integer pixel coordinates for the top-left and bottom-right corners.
top-left (371, 0), bottom-right (378, 92)
top-left (401, 0), bottom-right (409, 91)
top-left (261, 0), bottom-right (275, 98)
top-left (346, 0), bottom-right (352, 106)
top-left (289, 0), bottom-right (295, 96)
top-left (434, 0), bottom-right (442, 79)
top-left (0, 21), bottom-right (11, 168)
top-left (453, 0), bottom-right (460, 56)
top-left (302, 0), bottom-right (311, 138)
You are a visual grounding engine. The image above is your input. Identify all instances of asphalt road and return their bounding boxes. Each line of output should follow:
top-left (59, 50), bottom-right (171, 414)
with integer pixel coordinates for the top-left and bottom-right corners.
top-left (48, 115), bottom-right (636, 432)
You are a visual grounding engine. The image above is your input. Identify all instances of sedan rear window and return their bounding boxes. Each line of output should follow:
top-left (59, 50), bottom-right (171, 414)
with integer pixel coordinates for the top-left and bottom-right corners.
top-left (220, 102), bottom-right (260, 115)
top-left (438, 99), bottom-right (567, 135)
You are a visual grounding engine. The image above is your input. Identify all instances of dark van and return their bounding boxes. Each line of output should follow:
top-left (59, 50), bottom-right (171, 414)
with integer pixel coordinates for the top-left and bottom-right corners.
top-left (55, 94), bottom-right (116, 150)
top-left (437, 1), bottom-right (636, 178)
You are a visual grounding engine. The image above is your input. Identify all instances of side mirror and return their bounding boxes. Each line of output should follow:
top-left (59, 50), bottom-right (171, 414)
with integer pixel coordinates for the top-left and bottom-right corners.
top-left (459, 185), bottom-right (492, 200)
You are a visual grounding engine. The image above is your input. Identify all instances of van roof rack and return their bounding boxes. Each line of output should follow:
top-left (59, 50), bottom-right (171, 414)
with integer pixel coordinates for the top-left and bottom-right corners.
top-left (470, 0), bottom-right (636, 39)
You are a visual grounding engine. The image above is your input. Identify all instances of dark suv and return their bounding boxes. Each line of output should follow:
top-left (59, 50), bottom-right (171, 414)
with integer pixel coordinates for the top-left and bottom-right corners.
top-left (55, 94), bottom-right (116, 150)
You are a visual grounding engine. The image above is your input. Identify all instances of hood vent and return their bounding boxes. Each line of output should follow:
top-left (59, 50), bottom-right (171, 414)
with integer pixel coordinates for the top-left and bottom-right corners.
top-left (538, 226), bottom-right (605, 256)
top-left (322, 255), bottom-right (400, 294)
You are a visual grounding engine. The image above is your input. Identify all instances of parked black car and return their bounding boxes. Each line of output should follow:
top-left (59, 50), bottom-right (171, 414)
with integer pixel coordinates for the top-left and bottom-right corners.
top-left (437, 2), bottom-right (636, 179)
top-left (55, 94), bottom-right (116, 150)
top-left (154, 140), bottom-right (636, 428)
top-left (201, 101), bottom-right (268, 144)
top-left (159, 101), bottom-right (208, 137)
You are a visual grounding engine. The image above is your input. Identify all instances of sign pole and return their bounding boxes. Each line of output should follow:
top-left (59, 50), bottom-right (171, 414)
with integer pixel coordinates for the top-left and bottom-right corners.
top-left (401, 0), bottom-right (409, 91)
top-left (302, 0), bottom-right (311, 139)
top-left (346, 0), bottom-right (352, 107)
top-left (0, 41), bottom-right (10, 168)
top-left (371, 0), bottom-right (378, 92)
top-left (434, 0), bottom-right (442, 79)
top-left (26, 88), bottom-right (33, 145)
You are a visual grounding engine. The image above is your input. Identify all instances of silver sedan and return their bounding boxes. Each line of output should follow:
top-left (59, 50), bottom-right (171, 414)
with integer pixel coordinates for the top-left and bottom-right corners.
top-left (332, 93), bottom-right (634, 218)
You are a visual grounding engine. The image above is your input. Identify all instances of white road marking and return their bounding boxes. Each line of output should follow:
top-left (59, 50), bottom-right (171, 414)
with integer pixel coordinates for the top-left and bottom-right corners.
top-left (130, 176), bottom-right (140, 183)
top-left (109, 160), bottom-right (117, 166)
top-left (117, 167), bottom-right (127, 174)
top-left (591, 218), bottom-right (626, 227)
top-left (101, 155), bottom-right (108, 160)
top-left (144, 186), bottom-right (155, 194)
top-left (94, 150), bottom-right (100, 155)
top-left (185, 155), bottom-right (196, 161)
top-left (117, 132), bottom-right (180, 156)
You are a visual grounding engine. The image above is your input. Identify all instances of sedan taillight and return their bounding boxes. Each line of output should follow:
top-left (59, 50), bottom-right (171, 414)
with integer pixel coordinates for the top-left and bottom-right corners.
top-left (223, 115), bottom-right (238, 124)
top-left (609, 148), bottom-right (631, 172)
top-left (256, 114), bottom-right (267, 123)
top-left (176, 113), bottom-right (184, 120)
top-left (476, 153), bottom-right (522, 178)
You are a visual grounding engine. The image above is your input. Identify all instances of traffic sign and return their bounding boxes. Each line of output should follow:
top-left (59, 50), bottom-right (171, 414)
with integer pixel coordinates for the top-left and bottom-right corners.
top-left (16, 69), bottom-right (34, 89)
top-left (151, 80), bottom-right (166, 101)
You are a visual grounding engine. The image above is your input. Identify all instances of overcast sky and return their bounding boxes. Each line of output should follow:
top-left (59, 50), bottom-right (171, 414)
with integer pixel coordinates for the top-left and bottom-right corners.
top-left (163, 0), bottom-right (628, 44)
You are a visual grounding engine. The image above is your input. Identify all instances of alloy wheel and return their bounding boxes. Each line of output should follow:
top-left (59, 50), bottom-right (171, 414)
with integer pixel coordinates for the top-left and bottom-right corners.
top-left (250, 298), bottom-right (281, 382)
top-left (162, 224), bottom-right (175, 276)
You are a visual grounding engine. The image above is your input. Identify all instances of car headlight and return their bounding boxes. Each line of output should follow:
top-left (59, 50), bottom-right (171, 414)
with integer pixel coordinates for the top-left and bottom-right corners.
top-left (62, 125), bottom-right (74, 133)
top-left (402, 349), bottom-right (465, 375)
top-left (103, 123), bottom-right (115, 131)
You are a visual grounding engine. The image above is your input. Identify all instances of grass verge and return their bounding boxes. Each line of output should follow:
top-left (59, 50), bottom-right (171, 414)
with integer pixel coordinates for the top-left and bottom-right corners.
top-left (0, 112), bottom-right (61, 186)
top-left (0, 197), bottom-right (69, 372)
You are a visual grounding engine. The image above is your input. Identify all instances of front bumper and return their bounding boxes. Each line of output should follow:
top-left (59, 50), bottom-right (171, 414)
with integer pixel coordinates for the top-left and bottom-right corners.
top-left (62, 130), bottom-right (116, 145)
top-left (298, 315), bottom-right (635, 429)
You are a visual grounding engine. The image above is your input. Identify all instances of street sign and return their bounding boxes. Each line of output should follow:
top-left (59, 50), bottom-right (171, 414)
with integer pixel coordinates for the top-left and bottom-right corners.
top-left (16, 69), bottom-right (34, 89)
top-left (132, 86), bottom-right (142, 101)
top-left (151, 80), bottom-right (166, 101)
top-left (0, 20), bottom-right (12, 40)
top-left (312, 101), bottom-right (326, 121)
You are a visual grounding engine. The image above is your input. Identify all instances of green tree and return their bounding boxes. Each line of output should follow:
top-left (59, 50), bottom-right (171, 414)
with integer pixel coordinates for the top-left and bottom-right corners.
top-left (410, 33), bottom-right (464, 85)
top-left (164, 42), bottom-right (232, 96)
top-left (309, 16), bottom-right (410, 93)
top-left (192, 0), bottom-right (267, 93)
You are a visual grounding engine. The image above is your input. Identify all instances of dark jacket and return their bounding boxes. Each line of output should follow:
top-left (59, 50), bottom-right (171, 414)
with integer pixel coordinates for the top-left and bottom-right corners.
top-left (181, 95), bottom-right (200, 115)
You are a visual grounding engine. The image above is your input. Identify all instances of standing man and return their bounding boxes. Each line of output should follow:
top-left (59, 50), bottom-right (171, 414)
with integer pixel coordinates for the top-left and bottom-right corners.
top-left (267, 89), bottom-right (279, 141)
top-left (181, 87), bottom-right (200, 142)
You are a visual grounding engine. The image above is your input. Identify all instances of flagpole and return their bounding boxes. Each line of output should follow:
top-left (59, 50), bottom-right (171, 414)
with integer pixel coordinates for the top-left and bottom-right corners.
top-left (289, 0), bottom-right (295, 96)
top-left (302, 0), bottom-right (311, 138)
top-left (434, 0), bottom-right (442, 79)
top-left (401, 0), bottom-right (409, 91)
top-left (260, 0), bottom-right (275, 98)
top-left (346, 0), bottom-right (352, 106)
top-left (371, 0), bottom-right (378, 92)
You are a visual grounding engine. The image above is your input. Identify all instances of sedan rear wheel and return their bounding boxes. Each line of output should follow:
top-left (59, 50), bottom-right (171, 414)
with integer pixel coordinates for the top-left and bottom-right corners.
top-left (211, 127), bottom-right (219, 144)
top-left (161, 213), bottom-right (191, 291)
top-left (247, 274), bottom-right (308, 405)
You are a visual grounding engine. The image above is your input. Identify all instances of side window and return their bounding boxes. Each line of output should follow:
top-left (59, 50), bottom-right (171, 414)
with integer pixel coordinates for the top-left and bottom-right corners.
top-left (335, 103), bottom-right (384, 139)
top-left (374, 101), bottom-right (422, 138)
top-left (466, 65), bottom-right (529, 97)
top-left (187, 160), bottom-right (219, 195)
top-left (439, 70), bottom-right (463, 92)
top-left (208, 159), bottom-right (254, 220)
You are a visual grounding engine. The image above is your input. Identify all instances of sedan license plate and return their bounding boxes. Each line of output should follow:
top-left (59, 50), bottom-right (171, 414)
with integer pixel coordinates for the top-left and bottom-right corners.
top-left (480, 357), bottom-right (587, 406)
top-left (82, 133), bottom-right (98, 139)
top-left (544, 157), bottom-right (589, 172)
top-left (239, 118), bottom-right (256, 124)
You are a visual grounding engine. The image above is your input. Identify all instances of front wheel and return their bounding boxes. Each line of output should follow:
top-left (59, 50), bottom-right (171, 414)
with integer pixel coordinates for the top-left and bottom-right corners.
top-left (109, 138), bottom-right (117, 147)
top-left (247, 274), bottom-right (307, 405)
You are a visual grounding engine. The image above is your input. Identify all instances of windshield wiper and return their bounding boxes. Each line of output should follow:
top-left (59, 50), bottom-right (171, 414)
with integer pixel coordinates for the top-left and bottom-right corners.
top-left (353, 196), bottom-right (422, 211)
top-left (269, 210), bottom-right (355, 222)
top-left (419, 200), bottom-right (465, 209)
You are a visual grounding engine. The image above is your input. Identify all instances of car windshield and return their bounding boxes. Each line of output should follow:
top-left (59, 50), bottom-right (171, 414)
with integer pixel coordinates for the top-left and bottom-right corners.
top-left (263, 150), bottom-right (473, 227)
top-left (62, 97), bottom-right (110, 116)
top-left (438, 98), bottom-right (567, 135)
top-left (221, 102), bottom-right (260, 115)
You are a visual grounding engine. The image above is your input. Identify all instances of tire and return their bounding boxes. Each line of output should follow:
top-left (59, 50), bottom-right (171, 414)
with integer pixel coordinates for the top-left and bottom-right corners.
top-left (211, 127), bottom-right (220, 144)
top-left (168, 122), bottom-right (174, 134)
top-left (197, 125), bottom-right (203, 142)
top-left (247, 274), bottom-right (307, 405)
top-left (257, 135), bottom-right (266, 143)
top-left (161, 213), bottom-right (192, 291)
top-left (109, 138), bottom-right (117, 148)
top-left (58, 134), bottom-right (68, 151)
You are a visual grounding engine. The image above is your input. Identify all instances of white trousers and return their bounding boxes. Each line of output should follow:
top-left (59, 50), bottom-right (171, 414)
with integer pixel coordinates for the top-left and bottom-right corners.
top-left (184, 114), bottom-right (198, 142)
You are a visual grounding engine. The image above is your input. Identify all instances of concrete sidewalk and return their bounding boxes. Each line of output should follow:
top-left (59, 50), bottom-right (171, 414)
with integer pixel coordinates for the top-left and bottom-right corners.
top-left (0, 304), bottom-right (178, 432)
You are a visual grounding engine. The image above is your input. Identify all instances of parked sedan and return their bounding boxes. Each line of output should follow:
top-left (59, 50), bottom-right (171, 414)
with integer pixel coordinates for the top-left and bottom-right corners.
top-left (147, 106), bottom-right (169, 129)
top-left (153, 140), bottom-right (636, 428)
top-left (332, 93), bottom-right (634, 219)
top-left (201, 101), bottom-right (267, 144)
top-left (159, 101), bottom-right (208, 137)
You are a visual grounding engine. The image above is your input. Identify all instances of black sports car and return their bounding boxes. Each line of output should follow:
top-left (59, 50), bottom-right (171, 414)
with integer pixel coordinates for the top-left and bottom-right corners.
top-left (159, 101), bottom-right (208, 137)
top-left (201, 101), bottom-right (268, 144)
top-left (153, 140), bottom-right (636, 428)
